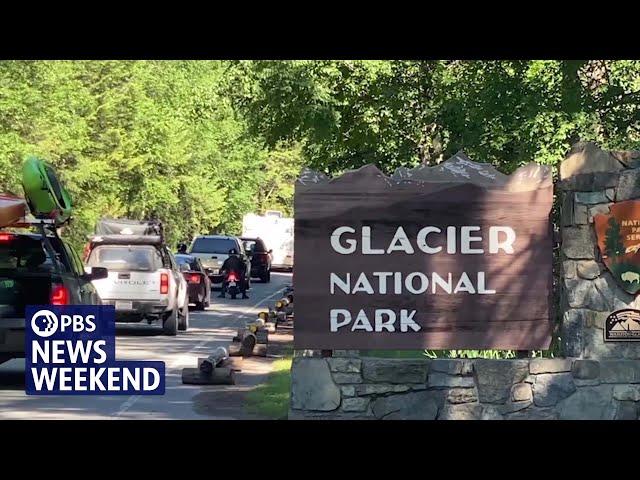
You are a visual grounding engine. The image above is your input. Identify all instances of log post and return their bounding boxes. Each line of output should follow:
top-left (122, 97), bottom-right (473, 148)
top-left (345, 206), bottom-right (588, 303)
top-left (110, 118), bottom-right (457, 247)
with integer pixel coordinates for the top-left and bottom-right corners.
top-left (228, 342), bottom-right (243, 356)
top-left (181, 367), bottom-right (235, 385)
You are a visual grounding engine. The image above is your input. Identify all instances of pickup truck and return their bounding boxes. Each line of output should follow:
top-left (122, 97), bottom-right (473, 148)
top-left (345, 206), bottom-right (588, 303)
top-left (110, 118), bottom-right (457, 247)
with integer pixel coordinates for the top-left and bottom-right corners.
top-left (0, 223), bottom-right (108, 365)
top-left (85, 234), bottom-right (189, 335)
top-left (189, 235), bottom-right (251, 290)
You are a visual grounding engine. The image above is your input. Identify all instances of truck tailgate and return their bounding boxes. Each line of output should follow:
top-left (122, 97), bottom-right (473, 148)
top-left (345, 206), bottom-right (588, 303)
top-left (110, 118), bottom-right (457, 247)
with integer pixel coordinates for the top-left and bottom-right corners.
top-left (92, 270), bottom-right (162, 301)
top-left (192, 253), bottom-right (227, 271)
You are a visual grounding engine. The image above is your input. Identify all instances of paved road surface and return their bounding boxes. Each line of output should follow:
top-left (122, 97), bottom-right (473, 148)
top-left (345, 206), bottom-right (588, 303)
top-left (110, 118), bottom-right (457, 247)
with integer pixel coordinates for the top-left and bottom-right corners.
top-left (0, 272), bottom-right (291, 419)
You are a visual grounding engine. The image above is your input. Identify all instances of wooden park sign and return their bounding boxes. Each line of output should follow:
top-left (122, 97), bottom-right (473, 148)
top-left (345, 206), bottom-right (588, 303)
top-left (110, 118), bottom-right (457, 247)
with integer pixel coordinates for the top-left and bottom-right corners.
top-left (293, 152), bottom-right (554, 350)
top-left (594, 200), bottom-right (640, 295)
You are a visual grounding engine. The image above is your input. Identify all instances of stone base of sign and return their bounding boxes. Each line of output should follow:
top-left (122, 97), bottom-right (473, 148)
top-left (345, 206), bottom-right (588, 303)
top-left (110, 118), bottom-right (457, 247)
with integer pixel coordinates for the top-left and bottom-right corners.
top-left (288, 355), bottom-right (640, 420)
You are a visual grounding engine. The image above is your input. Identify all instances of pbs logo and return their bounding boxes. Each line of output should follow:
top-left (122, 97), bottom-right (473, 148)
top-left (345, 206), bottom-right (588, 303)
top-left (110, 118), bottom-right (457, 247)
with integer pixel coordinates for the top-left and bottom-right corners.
top-left (31, 310), bottom-right (59, 338)
top-left (31, 309), bottom-right (97, 338)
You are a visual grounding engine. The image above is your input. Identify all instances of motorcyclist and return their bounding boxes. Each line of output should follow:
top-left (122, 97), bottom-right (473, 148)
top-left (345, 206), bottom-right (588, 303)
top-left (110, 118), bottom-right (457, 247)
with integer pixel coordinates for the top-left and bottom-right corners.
top-left (219, 248), bottom-right (248, 299)
top-left (176, 242), bottom-right (188, 254)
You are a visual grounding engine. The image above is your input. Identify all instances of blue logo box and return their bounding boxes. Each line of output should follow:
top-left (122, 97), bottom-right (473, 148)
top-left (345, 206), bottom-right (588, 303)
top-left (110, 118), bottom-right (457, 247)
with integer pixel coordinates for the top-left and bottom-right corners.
top-left (25, 305), bottom-right (165, 395)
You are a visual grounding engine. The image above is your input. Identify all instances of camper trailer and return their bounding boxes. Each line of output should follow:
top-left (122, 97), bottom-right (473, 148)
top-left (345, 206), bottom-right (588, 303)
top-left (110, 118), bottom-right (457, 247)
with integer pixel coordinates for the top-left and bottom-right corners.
top-left (242, 211), bottom-right (294, 270)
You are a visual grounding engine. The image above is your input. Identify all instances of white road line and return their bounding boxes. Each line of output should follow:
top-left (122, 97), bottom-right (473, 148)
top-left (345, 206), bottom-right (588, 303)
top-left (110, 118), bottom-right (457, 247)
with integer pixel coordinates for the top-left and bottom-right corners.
top-left (112, 286), bottom-right (286, 418)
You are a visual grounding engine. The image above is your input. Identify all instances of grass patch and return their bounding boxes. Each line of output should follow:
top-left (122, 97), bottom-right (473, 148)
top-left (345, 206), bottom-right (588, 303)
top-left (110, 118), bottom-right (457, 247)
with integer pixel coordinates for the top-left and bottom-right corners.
top-left (245, 356), bottom-right (293, 419)
top-left (360, 349), bottom-right (558, 359)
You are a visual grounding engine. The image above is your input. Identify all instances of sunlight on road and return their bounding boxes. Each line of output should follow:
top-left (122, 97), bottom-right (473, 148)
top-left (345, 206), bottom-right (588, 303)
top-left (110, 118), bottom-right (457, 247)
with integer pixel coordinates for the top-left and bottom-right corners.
top-left (0, 273), bottom-right (291, 420)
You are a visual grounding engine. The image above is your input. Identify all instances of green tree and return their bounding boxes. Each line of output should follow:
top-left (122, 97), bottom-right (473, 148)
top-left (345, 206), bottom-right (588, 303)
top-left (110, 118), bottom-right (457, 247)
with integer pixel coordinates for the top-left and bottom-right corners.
top-left (228, 60), bottom-right (640, 175)
top-left (0, 60), bottom-right (299, 252)
top-left (254, 144), bottom-right (304, 217)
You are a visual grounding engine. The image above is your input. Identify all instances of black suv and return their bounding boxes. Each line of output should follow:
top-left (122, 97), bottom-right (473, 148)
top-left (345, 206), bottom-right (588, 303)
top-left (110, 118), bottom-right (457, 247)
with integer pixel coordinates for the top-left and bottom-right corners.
top-left (0, 222), bottom-right (107, 364)
top-left (240, 237), bottom-right (272, 283)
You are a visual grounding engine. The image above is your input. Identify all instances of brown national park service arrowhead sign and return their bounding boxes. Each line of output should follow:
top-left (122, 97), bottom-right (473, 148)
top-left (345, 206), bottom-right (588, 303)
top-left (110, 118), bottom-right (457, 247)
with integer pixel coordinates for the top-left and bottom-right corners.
top-left (594, 200), bottom-right (640, 295)
top-left (294, 152), bottom-right (554, 350)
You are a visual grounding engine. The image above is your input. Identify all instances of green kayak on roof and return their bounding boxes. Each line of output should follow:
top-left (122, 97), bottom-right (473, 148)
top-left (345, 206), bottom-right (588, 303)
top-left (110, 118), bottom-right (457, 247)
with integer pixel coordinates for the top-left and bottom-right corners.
top-left (21, 156), bottom-right (72, 224)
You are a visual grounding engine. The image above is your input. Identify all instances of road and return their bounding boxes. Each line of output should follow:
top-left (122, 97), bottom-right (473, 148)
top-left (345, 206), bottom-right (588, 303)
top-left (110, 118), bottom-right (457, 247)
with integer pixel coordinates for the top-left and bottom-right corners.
top-left (0, 272), bottom-right (292, 419)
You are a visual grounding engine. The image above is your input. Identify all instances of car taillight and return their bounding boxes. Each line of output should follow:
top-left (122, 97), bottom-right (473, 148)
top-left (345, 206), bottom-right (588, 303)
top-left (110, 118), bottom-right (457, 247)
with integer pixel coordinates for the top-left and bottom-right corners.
top-left (160, 273), bottom-right (169, 294)
top-left (0, 233), bottom-right (15, 242)
top-left (50, 284), bottom-right (69, 305)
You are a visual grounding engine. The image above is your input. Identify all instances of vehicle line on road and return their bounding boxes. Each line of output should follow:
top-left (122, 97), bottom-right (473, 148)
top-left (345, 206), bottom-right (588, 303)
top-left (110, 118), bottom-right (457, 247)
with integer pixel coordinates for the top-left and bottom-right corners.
top-left (112, 286), bottom-right (287, 418)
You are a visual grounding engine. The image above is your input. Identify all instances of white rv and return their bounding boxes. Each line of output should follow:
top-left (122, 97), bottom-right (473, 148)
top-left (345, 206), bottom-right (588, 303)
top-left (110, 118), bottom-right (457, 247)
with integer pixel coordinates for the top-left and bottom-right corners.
top-left (242, 211), bottom-right (294, 270)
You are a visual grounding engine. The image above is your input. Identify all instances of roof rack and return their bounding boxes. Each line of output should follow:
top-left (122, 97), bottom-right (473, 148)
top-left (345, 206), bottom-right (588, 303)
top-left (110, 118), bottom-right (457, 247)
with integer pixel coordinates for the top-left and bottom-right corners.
top-left (7, 217), bottom-right (57, 229)
top-left (88, 234), bottom-right (163, 246)
top-left (95, 217), bottom-right (164, 242)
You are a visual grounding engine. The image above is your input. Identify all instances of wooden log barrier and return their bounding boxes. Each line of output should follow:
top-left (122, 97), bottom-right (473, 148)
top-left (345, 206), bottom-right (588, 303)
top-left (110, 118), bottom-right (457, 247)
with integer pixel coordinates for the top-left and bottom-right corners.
top-left (220, 356), bottom-right (243, 371)
top-left (181, 367), bottom-right (235, 385)
top-left (233, 327), bottom-right (246, 343)
top-left (255, 328), bottom-right (269, 344)
top-left (274, 298), bottom-right (290, 311)
top-left (253, 343), bottom-right (268, 357)
top-left (241, 333), bottom-right (257, 357)
top-left (245, 319), bottom-right (265, 332)
top-left (199, 356), bottom-right (243, 372)
top-left (228, 341), bottom-right (243, 357)
top-left (198, 347), bottom-right (228, 374)
top-left (275, 322), bottom-right (293, 334)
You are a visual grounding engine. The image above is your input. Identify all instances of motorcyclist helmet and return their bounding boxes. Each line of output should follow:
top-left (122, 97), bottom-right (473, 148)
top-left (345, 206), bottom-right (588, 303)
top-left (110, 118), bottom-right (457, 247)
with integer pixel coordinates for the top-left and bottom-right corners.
top-left (229, 248), bottom-right (238, 255)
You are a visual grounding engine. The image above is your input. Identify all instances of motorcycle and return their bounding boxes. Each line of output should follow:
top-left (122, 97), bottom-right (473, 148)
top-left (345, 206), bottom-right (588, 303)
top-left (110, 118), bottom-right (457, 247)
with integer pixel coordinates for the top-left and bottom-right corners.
top-left (224, 270), bottom-right (241, 300)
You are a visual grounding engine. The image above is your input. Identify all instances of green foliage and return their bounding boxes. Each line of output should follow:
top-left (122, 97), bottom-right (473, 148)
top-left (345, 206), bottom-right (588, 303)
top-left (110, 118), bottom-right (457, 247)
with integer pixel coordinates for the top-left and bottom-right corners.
top-left (7, 60), bottom-right (638, 254)
top-left (228, 60), bottom-right (640, 175)
top-left (0, 61), bottom-right (302, 252)
top-left (255, 144), bottom-right (304, 217)
top-left (424, 349), bottom-right (517, 359)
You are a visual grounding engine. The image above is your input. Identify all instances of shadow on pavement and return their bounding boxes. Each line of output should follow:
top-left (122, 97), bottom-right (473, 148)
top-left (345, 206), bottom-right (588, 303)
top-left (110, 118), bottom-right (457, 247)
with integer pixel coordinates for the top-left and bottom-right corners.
top-left (115, 323), bottom-right (166, 337)
top-left (0, 367), bottom-right (25, 390)
top-left (0, 272), bottom-right (293, 417)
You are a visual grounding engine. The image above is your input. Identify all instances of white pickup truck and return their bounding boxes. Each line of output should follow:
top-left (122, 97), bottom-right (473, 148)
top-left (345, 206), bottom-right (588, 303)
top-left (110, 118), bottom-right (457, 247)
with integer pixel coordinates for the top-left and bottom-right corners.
top-left (85, 234), bottom-right (189, 335)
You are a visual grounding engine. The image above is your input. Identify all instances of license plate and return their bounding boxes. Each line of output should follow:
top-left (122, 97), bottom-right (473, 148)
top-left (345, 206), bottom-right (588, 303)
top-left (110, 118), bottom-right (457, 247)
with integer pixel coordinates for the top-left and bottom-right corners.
top-left (229, 281), bottom-right (236, 287)
top-left (115, 301), bottom-right (133, 310)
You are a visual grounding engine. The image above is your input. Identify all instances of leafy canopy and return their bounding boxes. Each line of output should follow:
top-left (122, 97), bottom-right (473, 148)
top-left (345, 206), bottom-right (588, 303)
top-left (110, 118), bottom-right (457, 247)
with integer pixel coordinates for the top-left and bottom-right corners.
top-left (0, 60), bottom-right (303, 251)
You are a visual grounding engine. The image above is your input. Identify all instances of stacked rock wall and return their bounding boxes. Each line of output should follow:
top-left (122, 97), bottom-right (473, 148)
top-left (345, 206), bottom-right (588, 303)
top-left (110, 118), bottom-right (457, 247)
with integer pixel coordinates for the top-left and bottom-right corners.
top-left (289, 353), bottom-right (640, 420)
